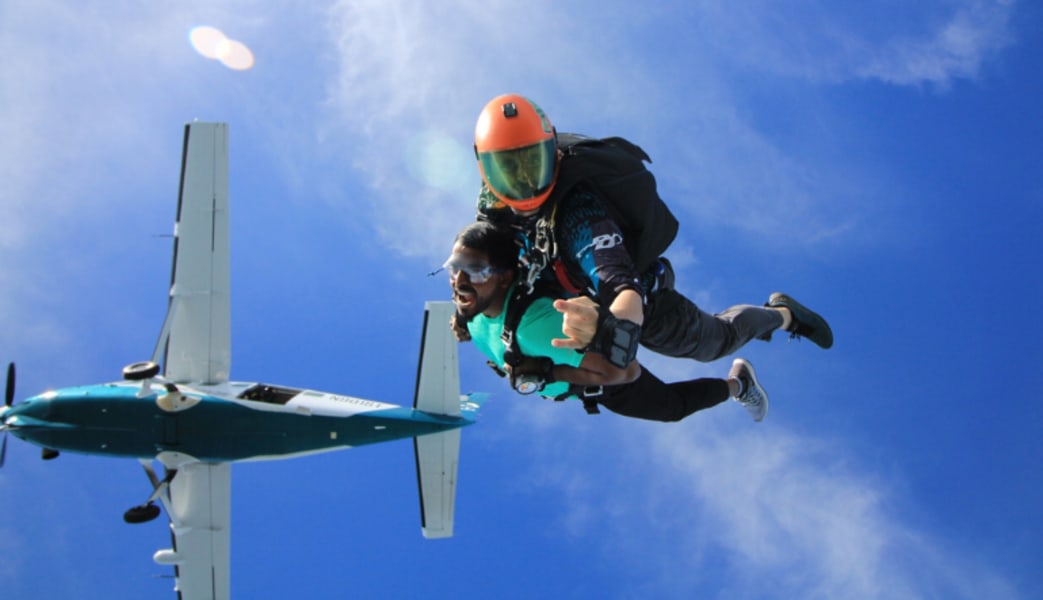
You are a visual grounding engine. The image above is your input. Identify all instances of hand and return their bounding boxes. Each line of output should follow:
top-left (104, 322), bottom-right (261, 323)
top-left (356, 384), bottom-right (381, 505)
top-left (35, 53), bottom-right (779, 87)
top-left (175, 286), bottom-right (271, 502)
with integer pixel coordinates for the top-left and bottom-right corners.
top-left (551, 296), bottom-right (600, 349)
top-left (450, 313), bottom-right (471, 342)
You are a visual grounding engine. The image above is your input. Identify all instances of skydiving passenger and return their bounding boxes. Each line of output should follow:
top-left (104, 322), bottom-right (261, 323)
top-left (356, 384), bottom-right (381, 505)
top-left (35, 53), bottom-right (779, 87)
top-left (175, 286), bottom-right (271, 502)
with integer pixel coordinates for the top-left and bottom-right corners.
top-left (447, 220), bottom-right (769, 422)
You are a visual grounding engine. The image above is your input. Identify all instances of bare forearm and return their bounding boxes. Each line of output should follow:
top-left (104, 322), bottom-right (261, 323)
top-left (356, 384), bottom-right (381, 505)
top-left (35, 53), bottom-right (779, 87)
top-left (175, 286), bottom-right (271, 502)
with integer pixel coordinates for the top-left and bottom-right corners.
top-left (552, 355), bottom-right (641, 386)
top-left (609, 288), bottom-right (644, 325)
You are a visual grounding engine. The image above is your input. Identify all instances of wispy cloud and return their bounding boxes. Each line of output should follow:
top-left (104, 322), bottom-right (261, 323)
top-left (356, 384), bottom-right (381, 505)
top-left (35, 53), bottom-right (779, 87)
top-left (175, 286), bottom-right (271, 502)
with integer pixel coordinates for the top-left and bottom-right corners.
top-left (0, 0), bottom-right (292, 247)
top-left (682, 0), bottom-right (1016, 88)
top-left (0, 0), bottom-right (277, 356)
top-left (317, 1), bottom-right (1016, 260)
top-left (318, 0), bottom-right (592, 259)
top-left (1, 2), bottom-right (200, 242)
top-left (855, 1), bottom-right (1016, 88)
top-left (647, 423), bottom-right (1019, 598)
top-left (617, 1), bottom-right (1018, 247)
top-left (505, 406), bottom-right (1020, 598)
top-left (0, 0), bottom-right (1020, 273)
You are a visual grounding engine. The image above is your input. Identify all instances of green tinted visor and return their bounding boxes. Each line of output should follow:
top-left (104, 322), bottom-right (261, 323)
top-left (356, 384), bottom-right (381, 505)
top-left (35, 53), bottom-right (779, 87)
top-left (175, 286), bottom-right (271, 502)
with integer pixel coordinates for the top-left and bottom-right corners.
top-left (477, 138), bottom-right (557, 202)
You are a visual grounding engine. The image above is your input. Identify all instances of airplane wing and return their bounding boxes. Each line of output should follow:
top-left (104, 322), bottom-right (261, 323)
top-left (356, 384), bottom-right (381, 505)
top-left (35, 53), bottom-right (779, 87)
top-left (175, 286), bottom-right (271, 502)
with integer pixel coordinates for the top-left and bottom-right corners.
top-left (152, 122), bottom-right (231, 385)
top-left (154, 461), bottom-right (232, 600)
top-left (147, 122), bottom-right (232, 598)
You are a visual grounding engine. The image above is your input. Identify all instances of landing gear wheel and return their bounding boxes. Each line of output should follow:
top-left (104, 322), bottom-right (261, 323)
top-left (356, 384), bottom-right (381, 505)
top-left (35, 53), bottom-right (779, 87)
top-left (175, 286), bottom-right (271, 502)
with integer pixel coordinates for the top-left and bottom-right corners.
top-left (123, 361), bottom-right (160, 381)
top-left (123, 502), bottom-right (161, 524)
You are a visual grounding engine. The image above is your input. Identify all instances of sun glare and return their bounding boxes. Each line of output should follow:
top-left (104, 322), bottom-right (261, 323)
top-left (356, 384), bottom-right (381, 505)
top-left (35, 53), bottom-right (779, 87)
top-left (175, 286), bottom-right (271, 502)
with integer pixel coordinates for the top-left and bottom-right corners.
top-left (217, 39), bottom-right (255, 71)
top-left (189, 25), bottom-right (254, 71)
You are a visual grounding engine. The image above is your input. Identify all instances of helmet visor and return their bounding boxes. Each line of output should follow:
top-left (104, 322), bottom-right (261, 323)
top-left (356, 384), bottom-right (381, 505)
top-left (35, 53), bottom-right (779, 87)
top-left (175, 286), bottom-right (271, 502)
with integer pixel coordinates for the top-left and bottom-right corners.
top-left (477, 138), bottom-right (557, 202)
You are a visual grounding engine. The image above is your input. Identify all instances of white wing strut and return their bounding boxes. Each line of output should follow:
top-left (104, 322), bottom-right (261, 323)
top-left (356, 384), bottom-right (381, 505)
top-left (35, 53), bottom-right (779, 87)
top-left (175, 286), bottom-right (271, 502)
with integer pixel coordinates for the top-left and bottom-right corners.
top-left (414, 301), bottom-right (462, 539)
top-left (153, 122), bottom-right (231, 385)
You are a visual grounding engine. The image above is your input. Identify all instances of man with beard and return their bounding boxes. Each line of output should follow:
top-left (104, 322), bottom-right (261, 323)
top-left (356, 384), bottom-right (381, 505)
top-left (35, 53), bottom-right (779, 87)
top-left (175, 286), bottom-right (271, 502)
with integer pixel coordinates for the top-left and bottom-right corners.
top-left (447, 221), bottom-right (769, 422)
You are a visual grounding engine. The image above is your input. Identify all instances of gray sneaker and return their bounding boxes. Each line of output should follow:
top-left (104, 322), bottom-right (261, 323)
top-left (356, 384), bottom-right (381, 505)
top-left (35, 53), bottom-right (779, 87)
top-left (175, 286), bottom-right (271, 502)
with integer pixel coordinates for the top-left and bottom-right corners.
top-left (730, 358), bottom-right (768, 422)
top-left (768, 292), bottom-right (834, 349)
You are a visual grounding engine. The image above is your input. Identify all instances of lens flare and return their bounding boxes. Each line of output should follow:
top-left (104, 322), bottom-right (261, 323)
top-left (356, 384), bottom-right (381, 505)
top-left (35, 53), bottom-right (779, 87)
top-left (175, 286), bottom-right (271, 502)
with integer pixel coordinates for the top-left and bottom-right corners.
top-left (189, 25), bottom-right (255, 71)
top-left (217, 39), bottom-right (255, 71)
top-left (189, 26), bottom-right (226, 60)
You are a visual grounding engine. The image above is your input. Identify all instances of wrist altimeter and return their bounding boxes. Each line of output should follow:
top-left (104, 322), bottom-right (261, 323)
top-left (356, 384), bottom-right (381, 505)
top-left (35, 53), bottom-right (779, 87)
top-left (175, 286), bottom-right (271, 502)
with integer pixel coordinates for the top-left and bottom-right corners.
top-left (590, 308), bottom-right (641, 369)
top-left (511, 356), bottom-right (556, 395)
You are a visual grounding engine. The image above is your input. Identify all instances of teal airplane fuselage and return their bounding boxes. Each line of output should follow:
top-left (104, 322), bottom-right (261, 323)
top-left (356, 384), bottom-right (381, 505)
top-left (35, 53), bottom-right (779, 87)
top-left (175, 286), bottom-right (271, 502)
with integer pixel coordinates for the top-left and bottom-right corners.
top-left (7, 382), bottom-right (479, 463)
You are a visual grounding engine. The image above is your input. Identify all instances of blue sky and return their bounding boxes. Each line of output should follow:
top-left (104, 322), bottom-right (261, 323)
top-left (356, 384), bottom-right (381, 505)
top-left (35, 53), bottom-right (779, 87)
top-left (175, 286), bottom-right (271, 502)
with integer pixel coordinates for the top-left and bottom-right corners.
top-left (1, 1), bottom-right (1041, 598)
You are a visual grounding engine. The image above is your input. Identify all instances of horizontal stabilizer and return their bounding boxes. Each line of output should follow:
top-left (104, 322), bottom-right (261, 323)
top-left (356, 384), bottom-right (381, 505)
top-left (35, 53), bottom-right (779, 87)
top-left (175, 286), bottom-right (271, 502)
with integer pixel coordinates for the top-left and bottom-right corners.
top-left (415, 430), bottom-right (460, 539)
top-left (413, 301), bottom-right (464, 538)
top-left (413, 301), bottom-right (460, 417)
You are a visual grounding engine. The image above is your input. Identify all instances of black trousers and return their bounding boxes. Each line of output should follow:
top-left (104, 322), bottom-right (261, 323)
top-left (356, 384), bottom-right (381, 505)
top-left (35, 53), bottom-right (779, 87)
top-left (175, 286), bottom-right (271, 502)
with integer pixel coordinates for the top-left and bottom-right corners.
top-left (641, 288), bottom-right (784, 362)
top-left (596, 367), bottom-right (730, 422)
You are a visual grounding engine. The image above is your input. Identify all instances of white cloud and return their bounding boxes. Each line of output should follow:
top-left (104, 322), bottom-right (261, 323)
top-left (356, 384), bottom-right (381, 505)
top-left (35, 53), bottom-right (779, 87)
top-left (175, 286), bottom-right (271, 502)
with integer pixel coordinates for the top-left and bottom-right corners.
top-left (318, 0), bottom-right (582, 259)
top-left (0, 0), bottom-right (284, 248)
top-left (686, 0), bottom-right (1016, 88)
top-left (1, 0), bottom-right (1020, 283)
top-left (510, 414), bottom-right (1021, 598)
top-left (855, 1), bottom-right (1015, 88)
top-left (318, 0), bottom-right (975, 259)
top-left (0, 0), bottom-right (285, 358)
top-left (655, 99), bottom-right (871, 245)
top-left (318, 1), bottom-right (815, 262)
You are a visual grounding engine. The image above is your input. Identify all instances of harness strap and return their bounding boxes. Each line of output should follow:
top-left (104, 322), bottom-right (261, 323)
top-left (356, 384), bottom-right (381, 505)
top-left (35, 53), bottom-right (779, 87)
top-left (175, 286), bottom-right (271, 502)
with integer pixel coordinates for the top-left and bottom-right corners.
top-left (518, 203), bottom-right (558, 295)
top-left (500, 285), bottom-right (543, 368)
top-left (552, 385), bottom-right (602, 415)
top-left (486, 360), bottom-right (507, 378)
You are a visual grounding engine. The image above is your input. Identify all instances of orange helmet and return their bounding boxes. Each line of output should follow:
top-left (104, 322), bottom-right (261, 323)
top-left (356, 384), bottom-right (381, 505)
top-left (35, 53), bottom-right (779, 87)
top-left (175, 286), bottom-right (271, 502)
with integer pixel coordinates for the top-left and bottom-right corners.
top-left (474, 94), bottom-right (558, 212)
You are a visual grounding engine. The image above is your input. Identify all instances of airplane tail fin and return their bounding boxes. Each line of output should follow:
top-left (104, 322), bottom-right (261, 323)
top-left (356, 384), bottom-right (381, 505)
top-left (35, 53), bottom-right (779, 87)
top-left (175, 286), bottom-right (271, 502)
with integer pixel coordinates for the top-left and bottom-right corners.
top-left (412, 301), bottom-right (475, 539)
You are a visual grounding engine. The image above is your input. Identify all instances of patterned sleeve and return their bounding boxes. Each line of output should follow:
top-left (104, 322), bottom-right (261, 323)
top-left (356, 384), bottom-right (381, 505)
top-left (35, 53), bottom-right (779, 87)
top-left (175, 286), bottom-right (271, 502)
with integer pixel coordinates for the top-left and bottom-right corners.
top-left (555, 188), bottom-right (644, 305)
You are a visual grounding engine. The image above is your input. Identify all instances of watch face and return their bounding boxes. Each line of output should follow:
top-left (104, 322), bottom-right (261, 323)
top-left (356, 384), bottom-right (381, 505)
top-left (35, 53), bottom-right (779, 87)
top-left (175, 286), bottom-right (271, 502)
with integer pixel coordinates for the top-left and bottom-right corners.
top-left (513, 375), bottom-right (541, 395)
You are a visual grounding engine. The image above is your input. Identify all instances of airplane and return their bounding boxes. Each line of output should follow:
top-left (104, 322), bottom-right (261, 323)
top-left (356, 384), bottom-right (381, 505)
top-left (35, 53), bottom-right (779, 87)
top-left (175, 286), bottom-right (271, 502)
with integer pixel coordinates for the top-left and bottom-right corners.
top-left (0, 122), bottom-right (484, 600)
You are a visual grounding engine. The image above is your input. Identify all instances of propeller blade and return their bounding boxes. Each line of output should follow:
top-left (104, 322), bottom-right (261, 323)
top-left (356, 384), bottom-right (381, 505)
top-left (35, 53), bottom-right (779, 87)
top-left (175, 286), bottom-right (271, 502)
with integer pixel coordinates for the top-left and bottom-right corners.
top-left (0, 433), bottom-right (7, 469)
top-left (5, 362), bottom-right (14, 407)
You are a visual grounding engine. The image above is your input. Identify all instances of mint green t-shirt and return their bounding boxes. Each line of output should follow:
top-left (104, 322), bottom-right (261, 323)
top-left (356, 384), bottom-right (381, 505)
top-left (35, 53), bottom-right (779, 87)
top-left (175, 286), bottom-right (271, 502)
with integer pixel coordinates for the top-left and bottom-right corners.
top-left (468, 286), bottom-right (584, 399)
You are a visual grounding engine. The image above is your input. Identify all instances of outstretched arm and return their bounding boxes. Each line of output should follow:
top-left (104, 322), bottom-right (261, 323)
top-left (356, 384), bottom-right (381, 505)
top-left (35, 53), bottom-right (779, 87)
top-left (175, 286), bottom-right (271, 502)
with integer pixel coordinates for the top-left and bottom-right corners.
top-left (510, 350), bottom-right (641, 387)
top-left (554, 351), bottom-right (641, 386)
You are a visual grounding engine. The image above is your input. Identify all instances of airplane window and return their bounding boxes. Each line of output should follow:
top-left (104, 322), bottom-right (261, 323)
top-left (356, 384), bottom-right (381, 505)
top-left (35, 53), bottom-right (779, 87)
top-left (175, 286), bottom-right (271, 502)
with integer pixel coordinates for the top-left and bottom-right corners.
top-left (238, 384), bottom-right (301, 405)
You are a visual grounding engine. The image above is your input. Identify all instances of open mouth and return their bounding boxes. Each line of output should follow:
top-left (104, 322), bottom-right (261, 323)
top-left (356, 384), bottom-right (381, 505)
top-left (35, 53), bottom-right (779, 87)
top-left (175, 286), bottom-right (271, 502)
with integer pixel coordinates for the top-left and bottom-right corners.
top-left (453, 287), bottom-right (476, 310)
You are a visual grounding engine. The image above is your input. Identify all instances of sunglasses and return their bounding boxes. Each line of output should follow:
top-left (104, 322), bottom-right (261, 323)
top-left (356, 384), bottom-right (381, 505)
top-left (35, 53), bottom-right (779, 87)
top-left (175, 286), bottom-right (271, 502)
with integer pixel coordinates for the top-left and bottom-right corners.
top-left (443, 255), bottom-right (506, 284)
